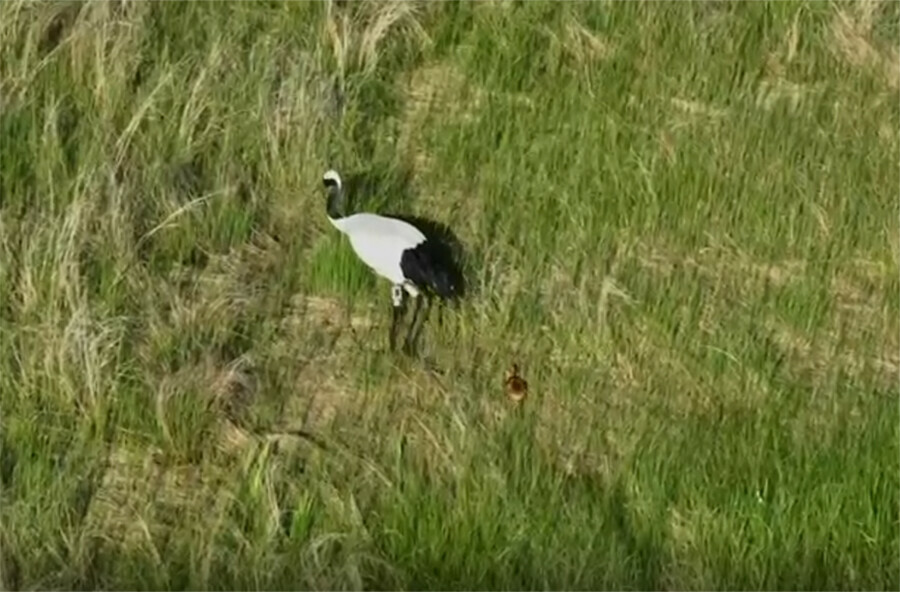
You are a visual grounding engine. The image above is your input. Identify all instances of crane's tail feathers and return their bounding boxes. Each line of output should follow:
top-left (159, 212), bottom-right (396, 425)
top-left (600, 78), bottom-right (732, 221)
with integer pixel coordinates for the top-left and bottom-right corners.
top-left (400, 243), bottom-right (463, 301)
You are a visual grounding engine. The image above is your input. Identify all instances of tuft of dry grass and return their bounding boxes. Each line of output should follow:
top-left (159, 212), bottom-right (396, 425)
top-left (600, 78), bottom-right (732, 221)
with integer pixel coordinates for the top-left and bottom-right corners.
top-left (324, 0), bottom-right (430, 81)
top-left (82, 444), bottom-right (218, 551)
top-left (831, 0), bottom-right (899, 90)
top-left (562, 17), bottom-right (616, 64)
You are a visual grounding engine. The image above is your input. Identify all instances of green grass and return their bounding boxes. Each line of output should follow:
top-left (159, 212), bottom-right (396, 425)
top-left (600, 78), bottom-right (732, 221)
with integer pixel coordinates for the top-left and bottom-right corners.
top-left (1, 0), bottom-right (898, 589)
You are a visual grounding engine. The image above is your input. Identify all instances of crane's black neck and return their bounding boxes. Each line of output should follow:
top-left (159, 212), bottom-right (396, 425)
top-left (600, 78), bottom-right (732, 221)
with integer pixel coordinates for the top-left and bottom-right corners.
top-left (325, 182), bottom-right (345, 220)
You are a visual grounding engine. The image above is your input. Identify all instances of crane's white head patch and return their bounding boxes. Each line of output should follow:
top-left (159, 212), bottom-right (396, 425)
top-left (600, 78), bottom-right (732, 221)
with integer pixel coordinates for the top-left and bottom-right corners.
top-left (322, 170), bottom-right (342, 190)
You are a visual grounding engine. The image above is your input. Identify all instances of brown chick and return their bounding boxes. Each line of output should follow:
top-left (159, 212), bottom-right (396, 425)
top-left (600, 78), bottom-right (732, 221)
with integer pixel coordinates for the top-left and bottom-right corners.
top-left (504, 363), bottom-right (528, 403)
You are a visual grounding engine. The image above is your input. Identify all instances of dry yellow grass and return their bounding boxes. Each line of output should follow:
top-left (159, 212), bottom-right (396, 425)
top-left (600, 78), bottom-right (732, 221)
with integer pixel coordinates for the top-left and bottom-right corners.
top-left (831, 1), bottom-right (899, 90)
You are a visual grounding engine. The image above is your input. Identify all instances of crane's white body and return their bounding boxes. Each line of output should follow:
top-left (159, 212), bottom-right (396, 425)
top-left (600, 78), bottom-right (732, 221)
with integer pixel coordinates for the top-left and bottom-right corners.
top-left (328, 212), bottom-right (425, 297)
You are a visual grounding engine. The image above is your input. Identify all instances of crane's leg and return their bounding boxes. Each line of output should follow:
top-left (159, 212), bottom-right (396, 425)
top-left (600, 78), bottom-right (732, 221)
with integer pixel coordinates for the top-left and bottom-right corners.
top-left (407, 296), bottom-right (434, 355)
top-left (403, 294), bottom-right (425, 355)
top-left (389, 284), bottom-right (405, 351)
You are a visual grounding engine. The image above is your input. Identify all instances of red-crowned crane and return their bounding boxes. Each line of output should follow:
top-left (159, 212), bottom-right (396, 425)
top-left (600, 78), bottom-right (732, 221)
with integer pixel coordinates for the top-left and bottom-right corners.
top-left (322, 169), bottom-right (461, 353)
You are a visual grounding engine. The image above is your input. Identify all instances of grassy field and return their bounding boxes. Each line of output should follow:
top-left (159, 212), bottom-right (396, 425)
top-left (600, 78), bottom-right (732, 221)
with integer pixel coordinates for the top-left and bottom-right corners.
top-left (1, 0), bottom-right (898, 589)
